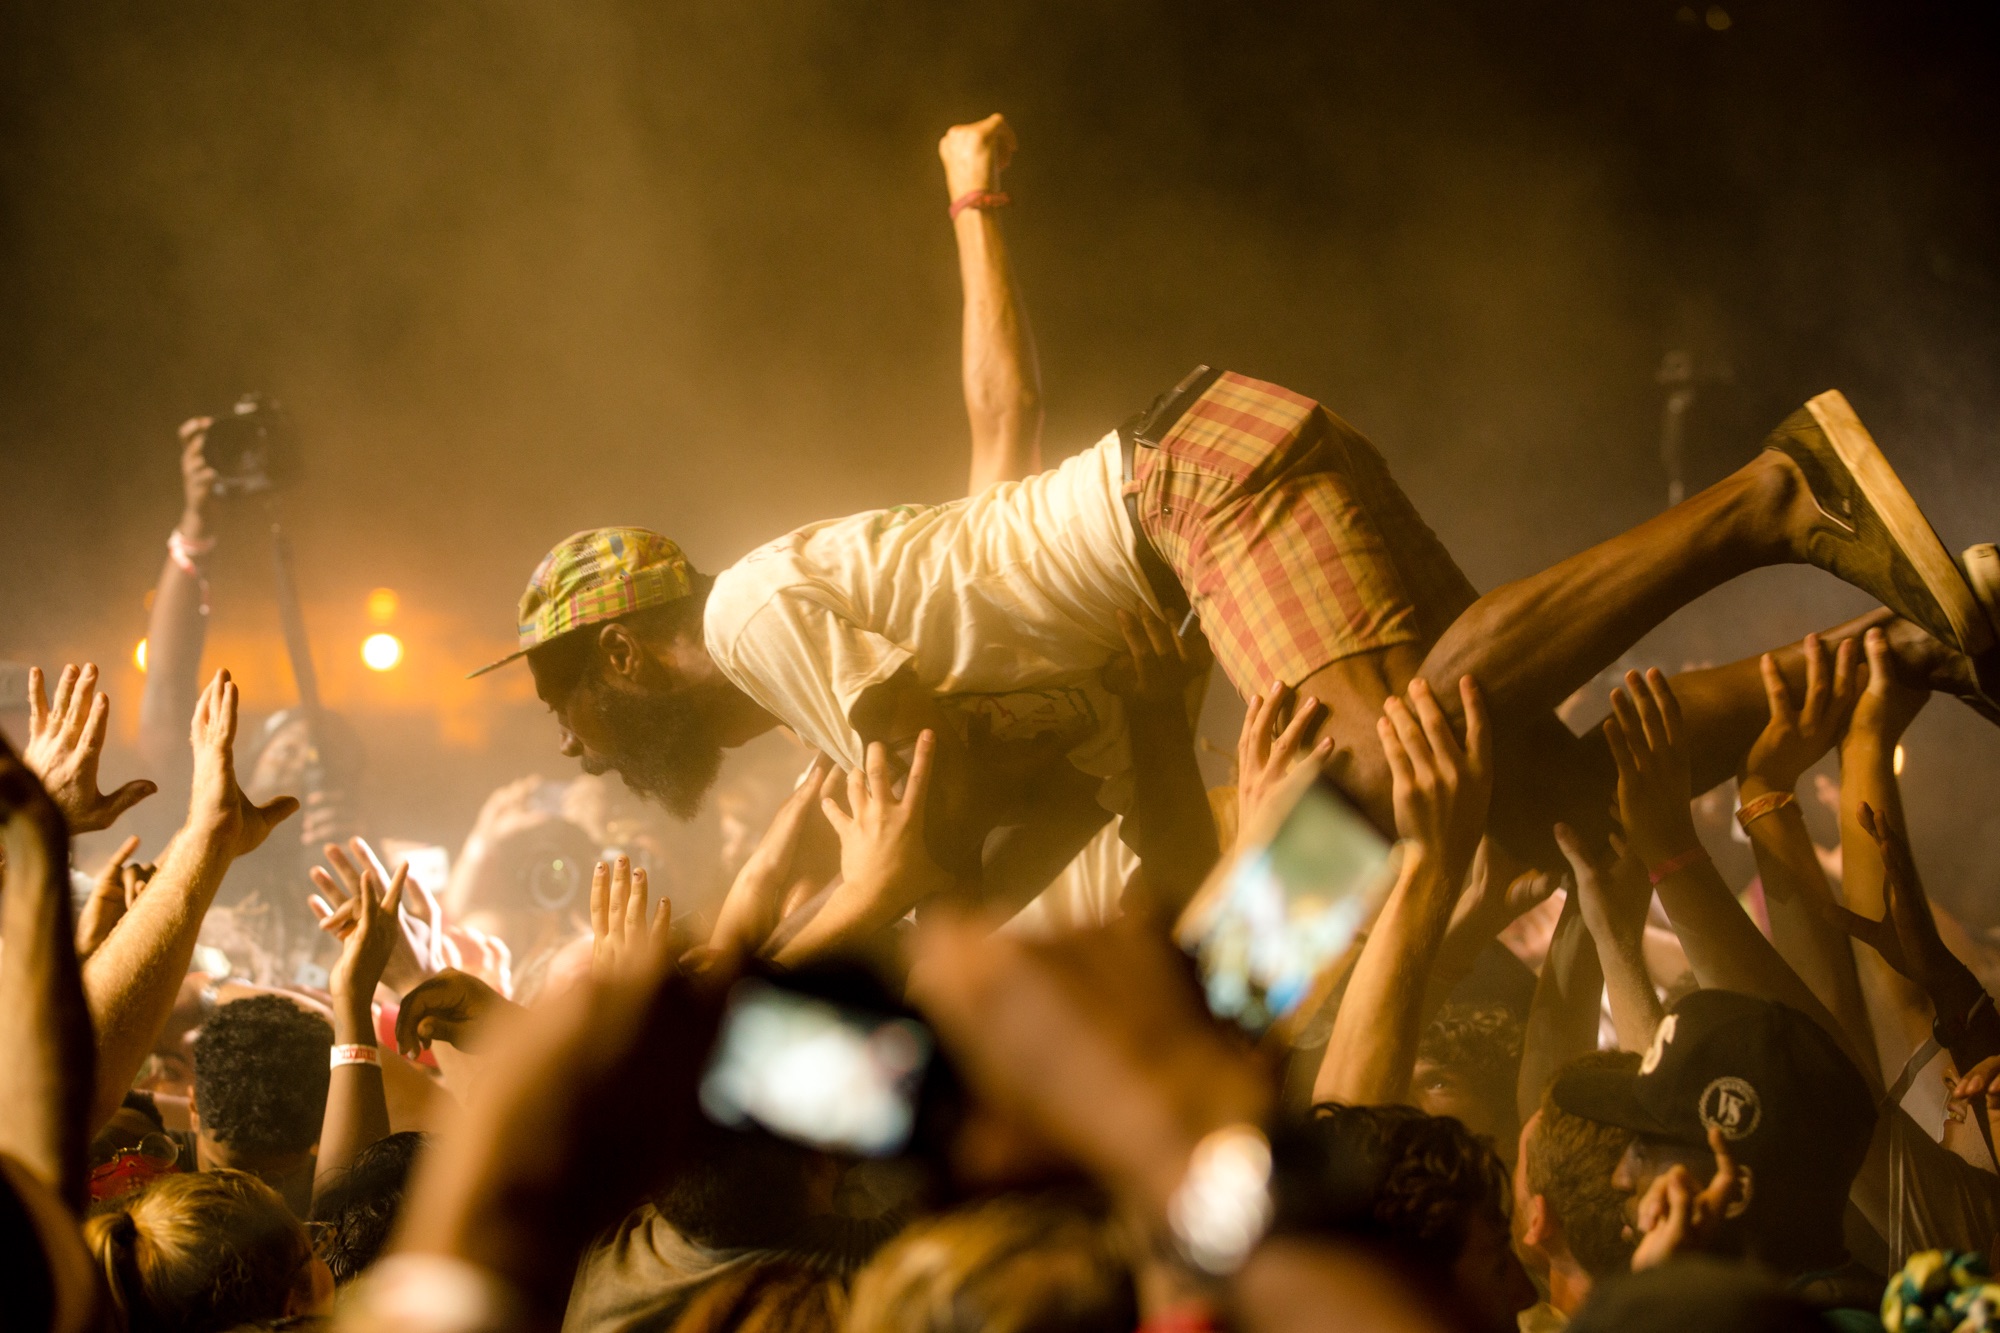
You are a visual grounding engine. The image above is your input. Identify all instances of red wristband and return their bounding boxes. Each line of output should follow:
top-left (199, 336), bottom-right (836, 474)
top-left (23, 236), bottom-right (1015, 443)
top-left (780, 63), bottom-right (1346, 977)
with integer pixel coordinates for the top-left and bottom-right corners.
top-left (1647, 845), bottom-right (1710, 886)
top-left (948, 189), bottom-right (1012, 220)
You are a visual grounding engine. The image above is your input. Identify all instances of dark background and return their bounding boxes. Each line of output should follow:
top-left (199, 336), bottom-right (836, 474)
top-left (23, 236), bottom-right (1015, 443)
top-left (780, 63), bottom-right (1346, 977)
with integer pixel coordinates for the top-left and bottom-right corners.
top-left (1, 3), bottom-right (1996, 913)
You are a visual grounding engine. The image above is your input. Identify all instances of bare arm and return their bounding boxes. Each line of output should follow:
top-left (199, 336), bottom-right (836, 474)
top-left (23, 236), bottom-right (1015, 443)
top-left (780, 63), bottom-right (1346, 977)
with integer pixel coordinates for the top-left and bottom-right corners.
top-left (1516, 893), bottom-right (1606, 1119)
top-left (1733, 637), bottom-right (1877, 1078)
top-left (1560, 826), bottom-right (1664, 1053)
top-left (1315, 678), bottom-right (1490, 1107)
top-left (1605, 670), bottom-right (1863, 1068)
top-left (79, 670), bottom-right (299, 1131)
top-left (138, 418), bottom-right (220, 774)
top-left (0, 742), bottom-right (94, 1208)
top-left (940, 114), bottom-right (1042, 493)
top-left (314, 864), bottom-right (407, 1204)
top-left (1106, 611), bottom-right (1221, 926)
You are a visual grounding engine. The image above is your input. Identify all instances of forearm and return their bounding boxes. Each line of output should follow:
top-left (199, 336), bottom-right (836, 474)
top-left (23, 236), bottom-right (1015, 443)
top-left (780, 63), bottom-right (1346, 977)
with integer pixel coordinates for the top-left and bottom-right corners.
top-left (1119, 704), bottom-right (1221, 925)
top-left (138, 555), bottom-right (208, 773)
top-left (1741, 783), bottom-right (1877, 1083)
top-left (1581, 907), bottom-right (1662, 1053)
top-left (1314, 855), bottom-right (1452, 1106)
top-left (1654, 857), bottom-right (1864, 1069)
top-left (79, 823), bottom-right (230, 1130)
top-left (0, 806), bottom-right (94, 1206)
top-left (1518, 897), bottom-right (1605, 1115)
top-left (954, 208), bottom-right (1042, 493)
top-left (1838, 735), bottom-right (1933, 1060)
top-left (316, 989), bottom-right (392, 1202)
top-left (770, 875), bottom-right (908, 970)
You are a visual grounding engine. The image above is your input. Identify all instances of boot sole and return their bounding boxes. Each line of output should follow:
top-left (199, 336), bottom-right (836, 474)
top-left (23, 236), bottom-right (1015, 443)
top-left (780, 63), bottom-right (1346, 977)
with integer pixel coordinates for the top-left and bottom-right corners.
top-left (1802, 390), bottom-right (1994, 660)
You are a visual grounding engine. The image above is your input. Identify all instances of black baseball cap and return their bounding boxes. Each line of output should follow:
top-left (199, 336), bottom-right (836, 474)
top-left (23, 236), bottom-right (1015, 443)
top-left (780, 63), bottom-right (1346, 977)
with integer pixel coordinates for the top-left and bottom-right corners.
top-left (1551, 989), bottom-right (1875, 1209)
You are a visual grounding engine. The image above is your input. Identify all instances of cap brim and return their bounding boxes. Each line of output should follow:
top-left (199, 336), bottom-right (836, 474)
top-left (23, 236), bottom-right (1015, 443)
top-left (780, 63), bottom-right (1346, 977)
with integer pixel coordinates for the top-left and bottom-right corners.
top-left (1550, 1063), bottom-right (1683, 1143)
top-left (465, 646), bottom-right (532, 680)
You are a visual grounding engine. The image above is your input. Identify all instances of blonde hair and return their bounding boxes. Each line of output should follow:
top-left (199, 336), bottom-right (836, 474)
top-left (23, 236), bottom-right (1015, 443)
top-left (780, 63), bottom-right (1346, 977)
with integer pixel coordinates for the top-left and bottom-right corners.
top-left (846, 1193), bottom-right (1136, 1333)
top-left (84, 1169), bottom-right (311, 1333)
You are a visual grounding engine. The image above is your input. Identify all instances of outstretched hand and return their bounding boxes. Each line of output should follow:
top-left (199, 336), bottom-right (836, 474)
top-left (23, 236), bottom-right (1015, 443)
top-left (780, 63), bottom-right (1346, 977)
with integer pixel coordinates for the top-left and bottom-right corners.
top-left (1102, 608), bottom-right (1211, 709)
top-left (73, 834), bottom-right (154, 960)
top-left (1236, 683), bottom-right (1334, 849)
top-left (22, 664), bottom-right (157, 833)
top-left (591, 855), bottom-right (672, 979)
top-left (821, 731), bottom-right (952, 916)
top-left (187, 670), bottom-right (298, 858)
top-left (709, 754), bottom-right (834, 957)
top-left (1556, 824), bottom-right (1652, 950)
top-left (1847, 625), bottom-right (1929, 749)
top-left (310, 837), bottom-right (445, 994)
top-left (1741, 633), bottom-right (1862, 792)
top-left (1377, 676), bottom-right (1491, 881)
top-left (1604, 669), bottom-right (1698, 869)
top-left (328, 862), bottom-right (408, 1024)
top-left (1630, 1126), bottom-right (1748, 1271)
top-left (394, 968), bottom-right (517, 1058)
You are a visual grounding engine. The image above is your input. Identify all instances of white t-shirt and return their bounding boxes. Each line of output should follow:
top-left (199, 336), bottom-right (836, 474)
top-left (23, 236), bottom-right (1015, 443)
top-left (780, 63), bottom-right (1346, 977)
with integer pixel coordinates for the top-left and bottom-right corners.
top-left (704, 433), bottom-right (1162, 811)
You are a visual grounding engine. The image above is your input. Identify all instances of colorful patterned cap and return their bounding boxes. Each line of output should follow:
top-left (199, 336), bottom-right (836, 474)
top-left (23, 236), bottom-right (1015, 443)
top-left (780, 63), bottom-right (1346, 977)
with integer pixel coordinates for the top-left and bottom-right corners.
top-left (468, 527), bottom-right (694, 678)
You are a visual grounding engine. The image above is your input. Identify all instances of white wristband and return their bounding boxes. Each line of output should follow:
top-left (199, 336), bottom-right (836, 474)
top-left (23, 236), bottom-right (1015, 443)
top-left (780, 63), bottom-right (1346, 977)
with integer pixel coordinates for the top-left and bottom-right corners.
top-left (331, 1043), bottom-right (381, 1069)
top-left (1167, 1123), bottom-right (1274, 1275)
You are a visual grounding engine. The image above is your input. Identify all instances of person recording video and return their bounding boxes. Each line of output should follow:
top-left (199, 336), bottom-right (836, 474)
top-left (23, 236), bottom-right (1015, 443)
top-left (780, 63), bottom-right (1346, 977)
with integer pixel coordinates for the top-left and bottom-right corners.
top-left (136, 406), bottom-right (365, 976)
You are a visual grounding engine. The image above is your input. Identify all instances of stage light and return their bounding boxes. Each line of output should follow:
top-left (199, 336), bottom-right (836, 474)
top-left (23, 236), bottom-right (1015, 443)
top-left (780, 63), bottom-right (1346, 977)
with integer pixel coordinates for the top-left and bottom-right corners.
top-left (366, 587), bottom-right (400, 623)
top-left (1893, 744), bottom-right (1905, 777)
top-left (362, 633), bottom-right (403, 672)
top-left (134, 638), bottom-right (148, 672)
top-left (1705, 5), bottom-right (1731, 30)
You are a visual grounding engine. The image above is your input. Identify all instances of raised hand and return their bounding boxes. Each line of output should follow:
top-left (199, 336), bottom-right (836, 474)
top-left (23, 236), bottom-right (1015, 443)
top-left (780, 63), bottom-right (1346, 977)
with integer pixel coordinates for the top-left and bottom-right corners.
top-left (1235, 683), bottom-right (1334, 848)
top-left (328, 863), bottom-right (408, 1040)
top-left (1376, 676), bottom-right (1491, 880)
top-left (1741, 633), bottom-right (1862, 791)
top-left (709, 755), bottom-right (833, 958)
top-left (1557, 825), bottom-right (1652, 951)
top-left (309, 837), bottom-right (439, 994)
top-left (1604, 669), bottom-right (1698, 869)
top-left (938, 112), bottom-right (1017, 199)
top-left (822, 732), bottom-right (952, 914)
top-left (590, 855), bottom-right (671, 979)
top-left (176, 416), bottom-right (221, 541)
top-left (73, 834), bottom-right (152, 959)
top-left (1102, 609), bottom-right (1211, 709)
top-left (22, 664), bottom-right (157, 833)
top-left (1848, 625), bottom-right (1930, 749)
top-left (187, 670), bottom-right (297, 857)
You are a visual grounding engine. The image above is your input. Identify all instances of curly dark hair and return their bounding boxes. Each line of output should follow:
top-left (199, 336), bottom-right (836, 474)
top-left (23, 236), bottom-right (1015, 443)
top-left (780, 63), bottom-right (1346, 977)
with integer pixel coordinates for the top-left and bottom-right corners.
top-left (193, 996), bottom-right (333, 1156)
top-left (1305, 1103), bottom-right (1512, 1270)
top-left (1417, 1003), bottom-right (1525, 1100)
top-left (311, 1132), bottom-right (426, 1284)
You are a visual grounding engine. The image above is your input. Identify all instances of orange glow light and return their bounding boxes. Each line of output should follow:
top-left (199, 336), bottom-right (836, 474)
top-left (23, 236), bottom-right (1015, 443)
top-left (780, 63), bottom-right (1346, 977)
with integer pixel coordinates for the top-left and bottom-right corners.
top-left (362, 633), bottom-right (404, 672)
top-left (134, 639), bottom-right (148, 672)
top-left (366, 588), bottom-right (400, 623)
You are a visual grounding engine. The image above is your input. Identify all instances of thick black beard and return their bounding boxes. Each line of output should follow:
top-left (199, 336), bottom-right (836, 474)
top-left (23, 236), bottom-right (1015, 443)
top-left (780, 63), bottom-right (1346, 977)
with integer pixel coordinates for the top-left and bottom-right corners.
top-left (588, 681), bottom-right (727, 819)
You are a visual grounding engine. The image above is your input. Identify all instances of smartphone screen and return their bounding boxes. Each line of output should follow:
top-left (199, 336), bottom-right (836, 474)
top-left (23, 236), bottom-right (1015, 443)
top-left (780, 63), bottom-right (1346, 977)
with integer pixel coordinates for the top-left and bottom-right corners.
top-left (1177, 770), bottom-right (1395, 1035)
top-left (699, 978), bottom-right (935, 1157)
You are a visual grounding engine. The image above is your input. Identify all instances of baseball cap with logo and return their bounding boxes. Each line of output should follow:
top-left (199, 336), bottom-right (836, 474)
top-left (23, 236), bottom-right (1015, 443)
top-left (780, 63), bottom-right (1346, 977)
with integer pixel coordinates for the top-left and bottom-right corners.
top-left (1551, 989), bottom-right (1874, 1215)
top-left (469, 527), bottom-right (694, 679)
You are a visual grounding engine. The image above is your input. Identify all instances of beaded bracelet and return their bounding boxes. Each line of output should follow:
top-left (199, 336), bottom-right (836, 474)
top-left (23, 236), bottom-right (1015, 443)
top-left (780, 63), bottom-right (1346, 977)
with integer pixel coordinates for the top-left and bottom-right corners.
top-left (1735, 790), bottom-right (1797, 830)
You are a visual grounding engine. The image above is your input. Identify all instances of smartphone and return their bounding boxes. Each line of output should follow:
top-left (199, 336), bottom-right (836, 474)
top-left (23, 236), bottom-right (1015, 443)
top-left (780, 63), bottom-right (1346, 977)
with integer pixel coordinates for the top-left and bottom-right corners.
top-left (1175, 761), bottom-right (1397, 1039)
top-left (699, 975), bottom-right (938, 1158)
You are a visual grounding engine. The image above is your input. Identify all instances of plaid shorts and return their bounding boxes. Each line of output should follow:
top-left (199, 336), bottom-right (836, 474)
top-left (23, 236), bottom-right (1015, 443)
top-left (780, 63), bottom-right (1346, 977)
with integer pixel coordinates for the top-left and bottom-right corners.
top-left (1132, 372), bottom-right (1478, 696)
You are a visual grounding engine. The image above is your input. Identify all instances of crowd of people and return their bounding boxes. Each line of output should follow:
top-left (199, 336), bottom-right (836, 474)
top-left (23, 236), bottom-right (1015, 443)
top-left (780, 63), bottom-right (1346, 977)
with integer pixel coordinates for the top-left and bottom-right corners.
top-left (6, 113), bottom-right (2000, 1333)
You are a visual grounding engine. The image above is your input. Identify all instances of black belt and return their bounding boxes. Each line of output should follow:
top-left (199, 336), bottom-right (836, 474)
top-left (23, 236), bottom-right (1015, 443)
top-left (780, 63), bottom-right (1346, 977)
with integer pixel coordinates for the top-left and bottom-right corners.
top-left (1120, 364), bottom-right (1222, 627)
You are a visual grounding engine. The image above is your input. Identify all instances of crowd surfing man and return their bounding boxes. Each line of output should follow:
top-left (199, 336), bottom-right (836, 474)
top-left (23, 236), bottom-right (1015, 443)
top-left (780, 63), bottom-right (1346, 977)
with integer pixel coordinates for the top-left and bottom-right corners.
top-left (477, 114), bottom-right (2000, 927)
